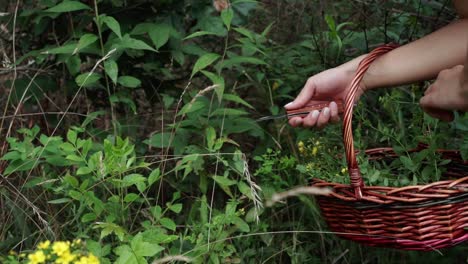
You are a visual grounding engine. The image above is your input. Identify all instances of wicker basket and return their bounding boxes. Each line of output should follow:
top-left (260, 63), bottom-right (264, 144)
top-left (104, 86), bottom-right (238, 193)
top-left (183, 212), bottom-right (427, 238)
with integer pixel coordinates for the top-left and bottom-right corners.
top-left (311, 44), bottom-right (468, 251)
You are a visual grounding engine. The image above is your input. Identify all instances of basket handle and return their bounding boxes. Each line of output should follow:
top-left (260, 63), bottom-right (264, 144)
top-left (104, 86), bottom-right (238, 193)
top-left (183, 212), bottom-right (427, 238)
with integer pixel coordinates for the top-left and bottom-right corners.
top-left (343, 43), bottom-right (399, 199)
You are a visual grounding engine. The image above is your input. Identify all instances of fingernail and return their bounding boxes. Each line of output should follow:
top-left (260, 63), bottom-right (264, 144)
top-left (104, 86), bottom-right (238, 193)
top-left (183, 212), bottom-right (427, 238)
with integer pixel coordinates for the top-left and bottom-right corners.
top-left (312, 110), bottom-right (319, 119)
top-left (294, 119), bottom-right (302, 126)
top-left (330, 101), bottom-right (337, 108)
top-left (323, 107), bottom-right (330, 115)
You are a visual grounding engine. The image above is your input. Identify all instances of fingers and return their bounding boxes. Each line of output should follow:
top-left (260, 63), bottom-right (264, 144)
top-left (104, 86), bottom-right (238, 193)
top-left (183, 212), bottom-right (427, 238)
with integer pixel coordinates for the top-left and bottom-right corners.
top-left (329, 101), bottom-right (340, 123)
top-left (303, 110), bottom-right (320, 127)
top-left (288, 116), bottom-right (302, 127)
top-left (284, 78), bottom-right (316, 110)
top-left (420, 95), bottom-right (454, 122)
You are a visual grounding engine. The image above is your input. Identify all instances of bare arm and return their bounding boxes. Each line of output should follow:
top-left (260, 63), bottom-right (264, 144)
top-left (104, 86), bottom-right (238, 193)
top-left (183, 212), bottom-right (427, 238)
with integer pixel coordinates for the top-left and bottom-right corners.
top-left (338, 19), bottom-right (468, 91)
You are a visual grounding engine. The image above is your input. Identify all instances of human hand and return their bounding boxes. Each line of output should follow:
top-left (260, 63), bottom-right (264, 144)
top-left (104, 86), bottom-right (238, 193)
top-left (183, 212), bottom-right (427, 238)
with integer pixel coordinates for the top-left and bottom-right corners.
top-left (420, 65), bottom-right (468, 122)
top-left (284, 66), bottom-right (365, 128)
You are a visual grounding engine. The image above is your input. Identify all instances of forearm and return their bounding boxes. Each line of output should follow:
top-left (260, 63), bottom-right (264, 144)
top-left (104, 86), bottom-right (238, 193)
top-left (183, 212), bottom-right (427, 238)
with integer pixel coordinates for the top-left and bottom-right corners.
top-left (343, 19), bottom-right (468, 90)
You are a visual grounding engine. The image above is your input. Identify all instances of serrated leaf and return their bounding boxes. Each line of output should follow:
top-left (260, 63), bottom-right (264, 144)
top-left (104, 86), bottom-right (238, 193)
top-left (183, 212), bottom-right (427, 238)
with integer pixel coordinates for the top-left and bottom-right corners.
top-left (73, 33), bottom-right (98, 54)
top-left (169, 203), bottom-right (182, 214)
top-left (160, 217), bottom-right (176, 231)
top-left (149, 23), bottom-right (171, 49)
top-left (104, 60), bottom-right (118, 84)
top-left (101, 15), bottom-right (122, 39)
top-left (191, 53), bottom-right (220, 78)
top-left (45, 1), bottom-right (91, 13)
top-left (131, 233), bottom-right (165, 257)
top-left (118, 76), bottom-right (141, 88)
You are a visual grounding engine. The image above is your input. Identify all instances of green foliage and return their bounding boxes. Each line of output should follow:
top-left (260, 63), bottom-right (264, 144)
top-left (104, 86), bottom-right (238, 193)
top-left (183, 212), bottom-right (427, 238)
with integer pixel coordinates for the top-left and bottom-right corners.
top-left (0, 0), bottom-right (467, 263)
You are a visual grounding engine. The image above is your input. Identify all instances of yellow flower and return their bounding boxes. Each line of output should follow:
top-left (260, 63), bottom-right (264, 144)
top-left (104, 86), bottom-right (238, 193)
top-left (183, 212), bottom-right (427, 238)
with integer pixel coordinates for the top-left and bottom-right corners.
top-left (297, 141), bottom-right (304, 148)
top-left (55, 250), bottom-right (76, 264)
top-left (312, 147), bottom-right (318, 156)
top-left (272, 82), bottom-right (280, 91)
top-left (38, 240), bottom-right (51, 250)
top-left (52, 241), bottom-right (70, 256)
top-left (315, 140), bottom-right (320, 146)
top-left (8, 250), bottom-right (16, 255)
top-left (71, 239), bottom-right (82, 247)
top-left (76, 254), bottom-right (100, 264)
top-left (28, 250), bottom-right (46, 264)
top-left (341, 167), bottom-right (348, 174)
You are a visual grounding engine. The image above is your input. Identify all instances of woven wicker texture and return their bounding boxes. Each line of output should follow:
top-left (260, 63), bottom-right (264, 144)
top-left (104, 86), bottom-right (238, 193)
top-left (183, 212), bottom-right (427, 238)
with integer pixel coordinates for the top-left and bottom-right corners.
top-left (309, 44), bottom-right (468, 250)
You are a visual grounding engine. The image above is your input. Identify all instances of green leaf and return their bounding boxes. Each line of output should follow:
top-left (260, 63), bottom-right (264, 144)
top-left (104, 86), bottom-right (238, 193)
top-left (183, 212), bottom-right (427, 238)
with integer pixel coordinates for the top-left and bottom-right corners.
top-left (148, 168), bottom-right (161, 185)
top-left (145, 133), bottom-right (171, 148)
top-left (206, 126), bottom-right (216, 150)
top-left (237, 181), bottom-right (253, 200)
top-left (202, 71), bottom-right (225, 103)
top-left (104, 60), bottom-right (118, 84)
top-left (124, 193), bottom-right (140, 203)
top-left (220, 56), bottom-right (266, 69)
top-left (211, 108), bottom-right (248, 116)
top-left (184, 31), bottom-right (218, 40)
top-left (81, 212), bottom-right (97, 223)
top-left (67, 129), bottom-right (77, 144)
top-left (177, 100), bottom-right (207, 116)
top-left (212, 175), bottom-right (237, 186)
top-left (45, 1), bottom-right (91, 13)
top-left (221, 8), bottom-right (234, 30)
top-left (160, 217), bottom-right (176, 231)
top-left (169, 203), bottom-right (182, 214)
top-left (43, 43), bottom-right (77, 54)
top-left (73, 33), bottom-right (98, 54)
top-left (233, 27), bottom-right (255, 41)
top-left (101, 15), bottom-right (122, 39)
top-left (400, 156), bottom-right (416, 172)
top-left (48, 198), bottom-right (72, 204)
top-left (118, 76), bottom-right (141, 88)
top-left (149, 23), bottom-right (171, 49)
top-left (191, 53), bottom-right (220, 78)
top-left (223, 93), bottom-right (254, 109)
top-left (131, 233), bottom-right (165, 257)
top-left (77, 166), bottom-right (93, 175)
top-left (75, 73), bottom-right (101, 87)
top-left (119, 34), bottom-right (156, 52)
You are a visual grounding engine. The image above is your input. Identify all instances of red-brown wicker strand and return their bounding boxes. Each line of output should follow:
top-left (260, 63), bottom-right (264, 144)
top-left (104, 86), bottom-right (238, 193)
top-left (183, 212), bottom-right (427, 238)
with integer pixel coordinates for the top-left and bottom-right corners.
top-left (306, 44), bottom-right (468, 250)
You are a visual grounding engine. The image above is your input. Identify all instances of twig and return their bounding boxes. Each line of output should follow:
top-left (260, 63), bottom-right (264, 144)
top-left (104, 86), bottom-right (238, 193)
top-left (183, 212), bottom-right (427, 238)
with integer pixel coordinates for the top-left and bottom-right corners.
top-left (266, 186), bottom-right (332, 207)
top-left (152, 255), bottom-right (191, 264)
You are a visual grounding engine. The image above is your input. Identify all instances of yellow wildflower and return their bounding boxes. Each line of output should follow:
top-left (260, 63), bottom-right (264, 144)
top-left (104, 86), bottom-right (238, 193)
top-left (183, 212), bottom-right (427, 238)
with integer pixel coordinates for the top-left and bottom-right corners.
top-left (297, 141), bottom-right (304, 148)
top-left (71, 239), bottom-right (82, 247)
top-left (312, 147), bottom-right (318, 156)
top-left (76, 254), bottom-right (100, 264)
top-left (37, 240), bottom-right (51, 250)
top-left (55, 250), bottom-right (76, 264)
top-left (272, 82), bottom-right (280, 91)
top-left (28, 250), bottom-right (46, 264)
top-left (52, 241), bottom-right (70, 256)
top-left (8, 250), bottom-right (16, 255)
top-left (341, 167), bottom-right (348, 174)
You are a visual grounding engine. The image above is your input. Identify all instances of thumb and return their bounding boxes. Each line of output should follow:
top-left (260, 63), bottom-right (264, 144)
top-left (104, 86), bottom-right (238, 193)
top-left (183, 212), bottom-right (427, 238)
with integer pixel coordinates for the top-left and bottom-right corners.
top-left (420, 95), bottom-right (454, 122)
top-left (285, 78), bottom-right (317, 110)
